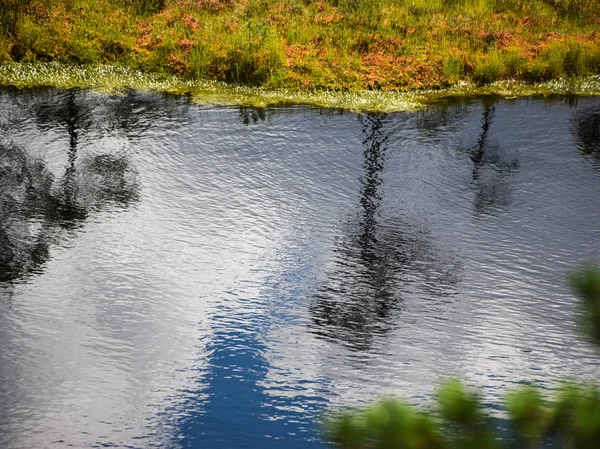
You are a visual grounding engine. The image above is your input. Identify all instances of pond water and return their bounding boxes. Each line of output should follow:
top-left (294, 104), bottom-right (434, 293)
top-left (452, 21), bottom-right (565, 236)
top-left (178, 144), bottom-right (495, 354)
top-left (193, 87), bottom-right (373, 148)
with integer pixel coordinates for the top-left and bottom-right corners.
top-left (0, 88), bottom-right (600, 449)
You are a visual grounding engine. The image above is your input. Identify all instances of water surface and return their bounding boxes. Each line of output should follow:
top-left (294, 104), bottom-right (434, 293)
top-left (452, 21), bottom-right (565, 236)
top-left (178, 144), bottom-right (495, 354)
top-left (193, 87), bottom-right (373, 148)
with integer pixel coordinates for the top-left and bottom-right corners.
top-left (1, 89), bottom-right (600, 449)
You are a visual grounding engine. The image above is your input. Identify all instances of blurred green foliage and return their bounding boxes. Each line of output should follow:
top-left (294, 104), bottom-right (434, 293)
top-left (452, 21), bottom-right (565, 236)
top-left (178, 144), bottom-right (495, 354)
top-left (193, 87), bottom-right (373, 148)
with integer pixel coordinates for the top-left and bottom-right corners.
top-left (326, 266), bottom-right (600, 449)
top-left (569, 266), bottom-right (600, 346)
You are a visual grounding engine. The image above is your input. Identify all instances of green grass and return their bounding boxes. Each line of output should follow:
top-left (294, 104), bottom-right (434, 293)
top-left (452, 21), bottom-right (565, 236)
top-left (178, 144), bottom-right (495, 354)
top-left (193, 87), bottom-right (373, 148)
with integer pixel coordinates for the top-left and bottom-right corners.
top-left (1, 0), bottom-right (600, 93)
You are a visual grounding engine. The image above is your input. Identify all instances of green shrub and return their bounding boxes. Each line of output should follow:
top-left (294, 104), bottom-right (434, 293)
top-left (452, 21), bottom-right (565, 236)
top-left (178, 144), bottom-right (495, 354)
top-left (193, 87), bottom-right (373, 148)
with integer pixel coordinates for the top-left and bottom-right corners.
top-left (337, 0), bottom-right (383, 29)
top-left (0, 37), bottom-right (12, 62)
top-left (189, 45), bottom-right (215, 80)
top-left (506, 386), bottom-right (549, 446)
top-left (327, 382), bottom-right (600, 449)
top-left (441, 0), bottom-right (467, 11)
top-left (326, 399), bottom-right (447, 449)
top-left (490, 0), bottom-right (525, 13)
top-left (563, 42), bottom-right (588, 77)
top-left (11, 17), bottom-right (55, 61)
top-left (528, 43), bottom-right (570, 81)
top-left (569, 266), bottom-right (600, 345)
top-left (405, 0), bottom-right (442, 17)
top-left (542, 0), bottom-right (600, 18)
top-left (553, 384), bottom-right (600, 449)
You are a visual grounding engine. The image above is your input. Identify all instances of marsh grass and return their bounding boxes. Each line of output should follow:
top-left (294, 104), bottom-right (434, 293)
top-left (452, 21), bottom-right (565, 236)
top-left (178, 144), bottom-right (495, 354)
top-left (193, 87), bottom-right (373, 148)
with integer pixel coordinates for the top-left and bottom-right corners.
top-left (1, 0), bottom-right (600, 90)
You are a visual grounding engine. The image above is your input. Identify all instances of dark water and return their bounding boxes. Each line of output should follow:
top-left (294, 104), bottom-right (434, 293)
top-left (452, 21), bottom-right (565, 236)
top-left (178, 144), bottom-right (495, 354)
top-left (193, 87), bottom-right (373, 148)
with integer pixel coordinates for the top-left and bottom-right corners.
top-left (0, 88), bottom-right (599, 449)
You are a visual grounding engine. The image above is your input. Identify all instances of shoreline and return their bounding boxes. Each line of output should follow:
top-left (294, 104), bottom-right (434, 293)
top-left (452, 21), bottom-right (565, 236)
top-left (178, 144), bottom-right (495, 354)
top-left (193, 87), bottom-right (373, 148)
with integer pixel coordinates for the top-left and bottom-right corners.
top-left (1, 62), bottom-right (600, 112)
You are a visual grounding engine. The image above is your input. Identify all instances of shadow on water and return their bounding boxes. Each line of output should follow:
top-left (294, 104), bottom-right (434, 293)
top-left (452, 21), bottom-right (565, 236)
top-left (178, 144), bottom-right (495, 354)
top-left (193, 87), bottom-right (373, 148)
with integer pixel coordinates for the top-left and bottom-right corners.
top-left (462, 100), bottom-right (519, 216)
top-left (0, 89), bottom-right (140, 284)
top-left (106, 90), bottom-right (193, 134)
top-left (309, 113), bottom-right (460, 352)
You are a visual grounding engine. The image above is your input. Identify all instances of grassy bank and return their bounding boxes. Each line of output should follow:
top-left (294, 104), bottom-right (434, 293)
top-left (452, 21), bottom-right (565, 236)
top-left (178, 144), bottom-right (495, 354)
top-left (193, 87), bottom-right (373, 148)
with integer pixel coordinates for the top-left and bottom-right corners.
top-left (1, 0), bottom-right (600, 94)
top-left (1, 62), bottom-right (600, 111)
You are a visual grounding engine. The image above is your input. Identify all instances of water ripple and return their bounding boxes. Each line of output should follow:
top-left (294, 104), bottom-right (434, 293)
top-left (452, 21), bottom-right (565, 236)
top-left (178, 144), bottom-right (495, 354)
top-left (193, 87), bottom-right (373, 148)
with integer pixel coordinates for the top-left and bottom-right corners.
top-left (0, 90), bottom-right (599, 448)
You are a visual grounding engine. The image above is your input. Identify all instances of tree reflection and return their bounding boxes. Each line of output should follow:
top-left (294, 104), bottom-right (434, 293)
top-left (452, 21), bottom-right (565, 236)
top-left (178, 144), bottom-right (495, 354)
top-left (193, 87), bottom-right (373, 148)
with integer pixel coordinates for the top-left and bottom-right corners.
top-left (414, 98), bottom-right (519, 215)
top-left (0, 89), bottom-right (140, 284)
top-left (0, 144), bottom-right (54, 282)
top-left (52, 91), bottom-right (88, 224)
top-left (414, 100), bottom-right (469, 141)
top-left (309, 113), bottom-right (459, 351)
top-left (239, 106), bottom-right (266, 125)
top-left (571, 106), bottom-right (600, 161)
top-left (471, 103), bottom-right (495, 179)
top-left (12, 87), bottom-right (191, 138)
top-left (106, 91), bottom-right (192, 134)
top-left (465, 101), bottom-right (518, 215)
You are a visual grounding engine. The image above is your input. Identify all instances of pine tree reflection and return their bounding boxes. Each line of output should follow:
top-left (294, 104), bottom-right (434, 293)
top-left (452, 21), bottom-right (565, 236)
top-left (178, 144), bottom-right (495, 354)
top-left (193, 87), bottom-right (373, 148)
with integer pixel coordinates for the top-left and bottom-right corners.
top-left (107, 91), bottom-right (192, 135)
top-left (471, 104), bottom-right (494, 170)
top-left (14, 88), bottom-right (191, 138)
top-left (0, 90), bottom-right (139, 284)
top-left (467, 101), bottom-right (518, 215)
top-left (52, 91), bottom-right (88, 224)
top-left (309, 113), bottom-right (459, 351)
top-left (571, 106), bottom-right (600, 161)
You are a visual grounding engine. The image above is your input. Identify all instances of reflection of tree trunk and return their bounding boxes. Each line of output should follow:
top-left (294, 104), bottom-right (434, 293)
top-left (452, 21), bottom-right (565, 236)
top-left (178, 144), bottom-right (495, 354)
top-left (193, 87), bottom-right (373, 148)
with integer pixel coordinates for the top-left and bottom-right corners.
top-left (358, 113), bottom-right (392, 307)
top-left (65, 91), bottom-right (78, 198)
top-left (359, 114), bottom-right (385, 253)
top-left (0, 228), bottom-right (15, 282)
top-left (468, 100), bottom-right (521, 215)
top-left (471, 104), bottom-right (495, 181)
top-left (56, 91), bottom-right (86, 223)
top-left (310, 112), bottom-right (461, 351)
top-left (310, 113), bottom-right (400, 350)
